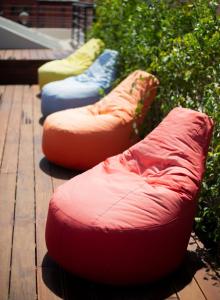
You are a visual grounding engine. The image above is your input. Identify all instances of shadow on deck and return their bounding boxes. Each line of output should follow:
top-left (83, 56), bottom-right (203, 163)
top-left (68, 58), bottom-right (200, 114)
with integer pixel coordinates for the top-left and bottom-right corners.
top-left (40, 250), bottom-right (206, 300)
top-left (0, 49), bottom-right (72, 84)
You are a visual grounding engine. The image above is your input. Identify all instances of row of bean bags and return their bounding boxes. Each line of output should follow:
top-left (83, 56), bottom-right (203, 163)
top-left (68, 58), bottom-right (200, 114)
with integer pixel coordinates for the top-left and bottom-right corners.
top-left (38, 38), bottom-right (105, 89)
top-left (42, 70), bottom-right (159, 170)
top-left (41, 49), bottom-right (118, 117)
top-left (46, 107), bottom-right (213, 284)
top-left (40, 42), bottom-right (213, 285)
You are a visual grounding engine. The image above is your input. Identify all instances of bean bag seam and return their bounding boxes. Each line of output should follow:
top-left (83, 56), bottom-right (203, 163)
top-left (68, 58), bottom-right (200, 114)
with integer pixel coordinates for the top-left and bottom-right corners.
top-left (52, 203), bottom-right (192, 232)
top-left (92, 181), bottom-right (148, 223)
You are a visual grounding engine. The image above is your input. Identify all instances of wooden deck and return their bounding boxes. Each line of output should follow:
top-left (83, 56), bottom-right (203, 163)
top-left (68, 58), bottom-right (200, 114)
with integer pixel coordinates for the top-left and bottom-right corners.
top-left (0, 84), bottom-right (219, 299)
top-left (0, 49), bottom-right (72, 84)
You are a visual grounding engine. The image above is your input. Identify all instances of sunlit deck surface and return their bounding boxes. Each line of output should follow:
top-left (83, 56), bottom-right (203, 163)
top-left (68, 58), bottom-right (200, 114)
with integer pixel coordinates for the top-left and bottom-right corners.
top-left (0, 83), bottom-right (220, 299)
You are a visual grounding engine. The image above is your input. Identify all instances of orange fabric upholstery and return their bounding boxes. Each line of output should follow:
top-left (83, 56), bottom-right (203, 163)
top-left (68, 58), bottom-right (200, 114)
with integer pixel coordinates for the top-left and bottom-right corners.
top-left (42, 70), bottom-right (159, 170)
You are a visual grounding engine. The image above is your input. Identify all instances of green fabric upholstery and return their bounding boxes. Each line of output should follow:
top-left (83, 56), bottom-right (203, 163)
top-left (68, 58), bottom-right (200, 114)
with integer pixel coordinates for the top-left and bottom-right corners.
top-left (38, 38), bottom-right (105, 89)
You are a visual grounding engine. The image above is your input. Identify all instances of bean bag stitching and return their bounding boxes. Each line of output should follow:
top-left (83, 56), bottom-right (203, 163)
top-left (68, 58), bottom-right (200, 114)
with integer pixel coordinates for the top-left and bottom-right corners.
top-left (90, 141), bottom-right (201, 223)
top-left (50, 204), bottom-right (192, 231)
top-left (92, 181), bottom-right (148, 223)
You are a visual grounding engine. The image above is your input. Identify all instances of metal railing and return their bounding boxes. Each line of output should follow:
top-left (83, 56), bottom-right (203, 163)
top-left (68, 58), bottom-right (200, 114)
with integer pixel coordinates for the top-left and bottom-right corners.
top-left (0, 2), bottom-right (95, 45)
top-left (72, 2), bottom-right (95, 46)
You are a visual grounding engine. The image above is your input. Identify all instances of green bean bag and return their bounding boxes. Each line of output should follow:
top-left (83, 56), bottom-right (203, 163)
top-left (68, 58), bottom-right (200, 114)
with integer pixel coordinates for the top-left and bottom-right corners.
top-left (38, 38), bottom-right (104, 89)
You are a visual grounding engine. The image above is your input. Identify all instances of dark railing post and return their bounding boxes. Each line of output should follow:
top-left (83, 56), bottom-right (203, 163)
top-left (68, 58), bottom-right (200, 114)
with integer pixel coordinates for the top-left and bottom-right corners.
top-left (37, 3), bottom-right (39, 28)
top-left (78, 5), bottom-right (81, 44)
top-left (72, 2), bottom-right (95, 47)
top-left (93, 3), bottom-right (96, 23)
top-left (84, 6), bottom-right (87, 41)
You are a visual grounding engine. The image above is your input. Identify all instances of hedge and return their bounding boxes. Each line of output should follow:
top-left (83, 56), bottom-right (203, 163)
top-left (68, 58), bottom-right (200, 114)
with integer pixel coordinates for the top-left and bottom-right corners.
top-left (90, 0), bottom-right (220, 250)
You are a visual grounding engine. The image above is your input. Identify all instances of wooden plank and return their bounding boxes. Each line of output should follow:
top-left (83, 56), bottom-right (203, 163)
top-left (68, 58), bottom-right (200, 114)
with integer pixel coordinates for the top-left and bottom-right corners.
top-left (0, 85), bottom-right (5, 92)
top-left (27, 50), bottom-right (33, 60)
top-left (0, 173), bottom-right (17, 300)
top-left (17, 49), bottom-right (30, 60)
top-left (172, 235), bottom-right (207, 300)
top-left (50, 160), bottom-right (76, 300)
top-left (52, 49), bottom-right (72, 60)
top-left (173, 260), bottom-right (206, 300)
top-left (0, 85), bottom-right (14, 165)
top-left (43, 49), bottom-right (55, 60)
top-left (10, 223), bottom-right (36, 300)
top-left (0, 85), bottom-right (21, 300)
top-left (32, 85), bottom-right (53, 266)
top-left (4, 50), bottom-right (15, 60)
top-left (37, 49), bottom-right (46, 60)
top-left (173, 234), bottom-right (220, 300)
top-left (36, 49), bottom-right (50, 60)
top-left (32, 85), bottom-right (63, 299)
top-left (13, 85), bottom-right (34, 220)
top-left (9, 85), bottom-right (36, 300)
top-left (32, 84), bottom-right (77, 300)
top-left (187, 236), bottom-right (220, 300)
top-left (0, 50), bottom-right (7, 59)
top-left (29, 49), bottom-right (39, 60)
top-left (36, 49), bottom-right (45, 60)
top-left (192, 233), bottom-right (220, 275)
top-left (1, 86), bottom-right (23, 173)
top-left (20, 49), bottom-right (30, 60)
top-left (0, 85), bottom-right (5, 100)
top-left (13, 50), bottom-right (22, 60)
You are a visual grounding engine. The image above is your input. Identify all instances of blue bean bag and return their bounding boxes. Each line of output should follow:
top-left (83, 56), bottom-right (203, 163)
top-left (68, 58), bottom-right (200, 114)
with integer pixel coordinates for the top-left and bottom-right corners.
top-left (41, 49), bottom-right (118, 117)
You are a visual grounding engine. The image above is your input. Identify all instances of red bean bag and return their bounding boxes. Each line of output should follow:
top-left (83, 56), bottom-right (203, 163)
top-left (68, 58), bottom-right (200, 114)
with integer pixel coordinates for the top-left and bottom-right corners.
top-left (45, 107), bottom-right (213, 285)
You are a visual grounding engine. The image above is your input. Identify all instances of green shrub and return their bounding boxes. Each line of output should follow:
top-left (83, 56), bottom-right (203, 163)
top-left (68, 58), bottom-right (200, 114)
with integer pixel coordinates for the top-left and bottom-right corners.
top-left (90, 0), bottom-right (220, 248)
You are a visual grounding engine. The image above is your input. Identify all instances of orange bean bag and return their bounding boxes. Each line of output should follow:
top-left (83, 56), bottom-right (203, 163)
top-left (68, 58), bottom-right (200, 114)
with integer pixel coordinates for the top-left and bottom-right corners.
top-left (45, 107), bottom-right (213, 284)
top-left (42, 70), bottom-right (159, 170)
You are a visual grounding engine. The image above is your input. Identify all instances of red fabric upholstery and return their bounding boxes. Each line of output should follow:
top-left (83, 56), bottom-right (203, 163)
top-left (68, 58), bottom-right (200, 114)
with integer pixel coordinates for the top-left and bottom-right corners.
top-left (45, 107), bottom-right (213, 284)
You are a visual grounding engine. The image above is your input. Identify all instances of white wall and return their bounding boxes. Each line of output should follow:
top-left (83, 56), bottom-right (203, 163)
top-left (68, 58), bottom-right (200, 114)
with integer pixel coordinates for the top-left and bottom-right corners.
top-left (0, 17), bottom-right (64, 49)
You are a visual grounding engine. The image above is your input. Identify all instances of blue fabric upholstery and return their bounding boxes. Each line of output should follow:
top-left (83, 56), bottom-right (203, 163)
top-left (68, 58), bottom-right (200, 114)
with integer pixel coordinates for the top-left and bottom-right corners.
top-left (41, 49), bottom-right (118, 117)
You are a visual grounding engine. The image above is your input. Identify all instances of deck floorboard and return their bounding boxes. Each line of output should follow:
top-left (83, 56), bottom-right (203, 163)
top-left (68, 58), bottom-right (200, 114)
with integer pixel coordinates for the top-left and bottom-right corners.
top-left (0, 84), bottom-right (219, 299)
